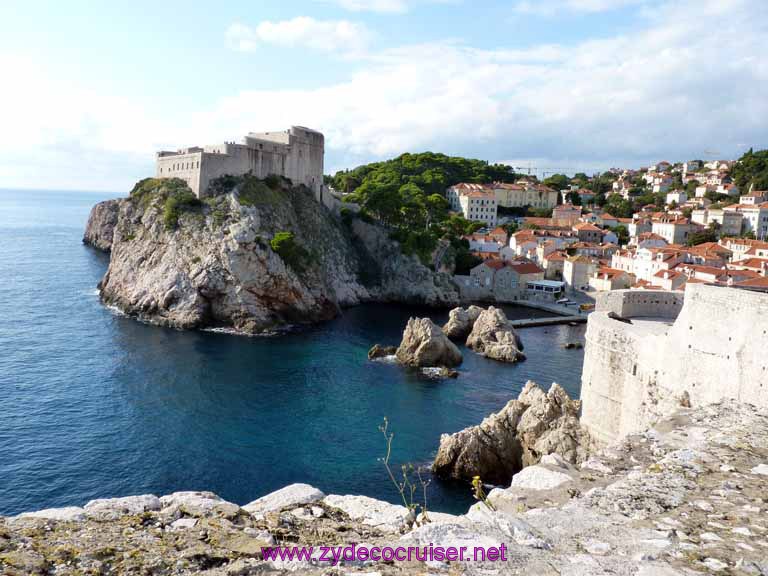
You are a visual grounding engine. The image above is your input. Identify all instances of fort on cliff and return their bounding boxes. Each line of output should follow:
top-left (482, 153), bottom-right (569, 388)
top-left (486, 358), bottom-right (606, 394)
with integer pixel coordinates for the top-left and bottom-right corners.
top-left (580, 283), bottom-right (768, 444)
top-left (155, 126), bottom-right (324, 199)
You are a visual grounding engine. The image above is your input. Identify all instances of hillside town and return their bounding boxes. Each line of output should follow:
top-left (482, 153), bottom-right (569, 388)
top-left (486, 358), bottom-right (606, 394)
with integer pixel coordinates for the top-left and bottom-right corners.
top-left (446, 157), bottom-right (768, 303)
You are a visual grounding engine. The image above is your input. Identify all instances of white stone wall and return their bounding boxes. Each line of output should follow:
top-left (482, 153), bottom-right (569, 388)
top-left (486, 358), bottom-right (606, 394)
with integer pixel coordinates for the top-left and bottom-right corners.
top-left (155, 126), bottom-right (324, 199)
top-left (580, 285), bottom-right (768, 445)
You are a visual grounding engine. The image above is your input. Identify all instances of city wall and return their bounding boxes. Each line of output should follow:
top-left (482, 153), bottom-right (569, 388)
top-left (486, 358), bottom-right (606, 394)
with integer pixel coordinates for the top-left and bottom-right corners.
top-left (580, 284), bottom-right (768, 444)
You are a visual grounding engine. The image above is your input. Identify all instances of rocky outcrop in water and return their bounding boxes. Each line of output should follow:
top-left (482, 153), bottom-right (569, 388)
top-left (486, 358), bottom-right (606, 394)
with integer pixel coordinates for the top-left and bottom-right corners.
top-left (82, 199), bottom-right (120, 252)
top-left (442, 305), bottom-right (484, 340)
top-left (90, 177), bottom-right (459, 334)
top-left (3, 401), bottom-right (766, 575)
top-left (432, 381), bottom-right (589, 485)
top-left (466, 306), bottom-right (525, 363)
top-left (368, 344), bottom-right (397, 360)
top-left (395, 317), bottom-right (462, 368)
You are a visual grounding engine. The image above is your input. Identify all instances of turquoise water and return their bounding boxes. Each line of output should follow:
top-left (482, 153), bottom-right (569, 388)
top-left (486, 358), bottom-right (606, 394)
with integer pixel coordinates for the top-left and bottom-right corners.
top-left (0, 189), bottom-right (586, 516)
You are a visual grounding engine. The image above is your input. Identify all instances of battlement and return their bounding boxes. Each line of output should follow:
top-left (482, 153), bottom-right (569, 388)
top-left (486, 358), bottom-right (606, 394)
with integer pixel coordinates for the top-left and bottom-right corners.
top-left (581, 284), bottom-right (768, 444)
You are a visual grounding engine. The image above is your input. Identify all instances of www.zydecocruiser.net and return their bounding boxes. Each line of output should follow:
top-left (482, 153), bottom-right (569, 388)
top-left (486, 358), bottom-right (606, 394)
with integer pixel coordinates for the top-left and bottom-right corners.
top-left (262, 543), bottom-right (510, 565)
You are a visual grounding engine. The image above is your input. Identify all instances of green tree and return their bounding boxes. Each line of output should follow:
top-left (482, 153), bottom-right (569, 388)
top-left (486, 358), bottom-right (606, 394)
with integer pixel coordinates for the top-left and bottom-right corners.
top-left (543, 173), bottom-right (569, 191)
top-left (732, 148), bottom-right (768, 192)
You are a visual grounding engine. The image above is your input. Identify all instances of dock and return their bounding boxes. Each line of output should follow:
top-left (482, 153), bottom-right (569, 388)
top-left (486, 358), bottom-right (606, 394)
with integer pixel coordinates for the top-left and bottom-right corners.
top-left (510, 315), bottom-right (587, 328)
top-left (509, 300), bottom-right (591, 328)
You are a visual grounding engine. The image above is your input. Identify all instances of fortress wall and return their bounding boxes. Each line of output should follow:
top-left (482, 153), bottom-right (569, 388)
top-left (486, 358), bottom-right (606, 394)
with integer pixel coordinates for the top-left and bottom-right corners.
top-left (156, 151), bottom-right (203, 197)
top-left (595, 289), bottom-right (684, 319)
top-left (581, 284), bottom-right (768, 444)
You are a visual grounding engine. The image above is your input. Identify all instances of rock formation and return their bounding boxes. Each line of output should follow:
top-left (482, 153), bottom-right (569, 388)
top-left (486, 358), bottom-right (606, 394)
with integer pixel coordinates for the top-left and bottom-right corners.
top-left (465, 306), bottom-right (525, 363)
top-left (432, 381), bottom-right (589, 484)
top-left (441, 305), bottom-right (484, 340)
top-left (395, 317), bottom-right (463, 368)
top-left (368, 344), bottom-right (397, 360)
top-left (82, 199), bottom-right (120, 252)
top-left (2, 401), bottom-right (766, 575)
top-left (88, 178), bottom-right (459, 334)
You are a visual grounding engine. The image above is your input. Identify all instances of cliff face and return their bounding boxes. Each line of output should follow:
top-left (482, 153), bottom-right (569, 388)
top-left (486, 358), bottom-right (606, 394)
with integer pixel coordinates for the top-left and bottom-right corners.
top-left (82, 199), bottom-right (120, 252)
top-left (89, 179), bottom-right (458, 333)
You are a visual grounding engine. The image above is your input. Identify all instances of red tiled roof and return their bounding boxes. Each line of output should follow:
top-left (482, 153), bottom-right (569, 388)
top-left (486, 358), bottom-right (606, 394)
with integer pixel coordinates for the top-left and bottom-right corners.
top-left (507, 262), bottom-right (544, 274)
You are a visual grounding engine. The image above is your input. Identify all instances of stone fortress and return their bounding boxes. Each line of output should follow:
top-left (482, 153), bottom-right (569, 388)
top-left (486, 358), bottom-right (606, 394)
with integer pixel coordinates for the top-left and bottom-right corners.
top-left (580, 282), bottom-right (768, 444)
top-left (155, 126), bottom-right (324, 199)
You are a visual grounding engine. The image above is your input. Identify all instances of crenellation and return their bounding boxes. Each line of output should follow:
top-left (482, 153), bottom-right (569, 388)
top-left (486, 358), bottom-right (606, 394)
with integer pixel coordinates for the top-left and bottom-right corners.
top-left (155, 126), bottom-right (324, 199)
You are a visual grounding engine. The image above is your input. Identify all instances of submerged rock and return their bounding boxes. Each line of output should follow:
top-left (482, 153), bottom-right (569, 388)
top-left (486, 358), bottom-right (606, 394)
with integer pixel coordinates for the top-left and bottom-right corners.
top-left (395, 317), bottom-right (462, 368)
top-left (432, 381), bottom-right (589, 484)
top-left (442, 305), bottom-right (484, 340)
top-left (368, 344), bottom-right (397, 360)
top-left (421, 366), bottom-right (460, 379)
top-left (466, 307), bottom-right (525, 363)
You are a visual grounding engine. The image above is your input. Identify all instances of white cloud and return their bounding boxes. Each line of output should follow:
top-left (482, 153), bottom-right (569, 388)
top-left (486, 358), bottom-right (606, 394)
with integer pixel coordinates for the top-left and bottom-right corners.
top-left (1, 0), bottom-right (766, 190)
top-left (225, 17), bottom-right (371, 57)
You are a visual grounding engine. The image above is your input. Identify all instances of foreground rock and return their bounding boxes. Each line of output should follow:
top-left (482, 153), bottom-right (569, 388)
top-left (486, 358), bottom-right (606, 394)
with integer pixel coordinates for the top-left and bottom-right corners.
top-left (91, 177), bottom-right (458, 334)
top-left (2, 401), bottom-right (766, 575)
top-left (432, 381), bottom-right (589, 484)
top-left (395, 317), bottom-right (462, 368)
top-left (466, 307), bottom-right (525, 363)
top-left (442, 305), bottom-right (484, 340)
top-left (82, 199), bottom-right (120, 251)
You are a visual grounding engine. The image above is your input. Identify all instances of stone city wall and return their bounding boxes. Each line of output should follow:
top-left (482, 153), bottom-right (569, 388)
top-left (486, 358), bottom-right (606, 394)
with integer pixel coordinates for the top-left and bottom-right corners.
top-left (580, 284), bottom-right (768, 444)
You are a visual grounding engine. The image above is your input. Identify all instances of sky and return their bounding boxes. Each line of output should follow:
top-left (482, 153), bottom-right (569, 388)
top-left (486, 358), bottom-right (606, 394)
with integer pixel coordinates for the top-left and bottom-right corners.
top-left (0, 0), bottom-right (766, 192)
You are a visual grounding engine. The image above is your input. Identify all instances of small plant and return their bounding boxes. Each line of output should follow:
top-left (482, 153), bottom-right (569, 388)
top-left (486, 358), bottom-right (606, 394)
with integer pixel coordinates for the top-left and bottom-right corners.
top-left (472, 476), bottom-right (495, 511)
top-left (378, 417), bottom-right (431, 529)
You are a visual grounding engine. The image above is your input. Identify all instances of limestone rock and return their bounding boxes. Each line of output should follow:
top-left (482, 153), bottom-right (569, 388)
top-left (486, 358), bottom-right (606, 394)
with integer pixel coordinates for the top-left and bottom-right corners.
top-left (83, 199), bottom-right (120, 252)
top-left (509, 465), bottom-right (573, 490)
top-left (13, 506), bottom-right (86, 523)
top-left (442, 305), bottom-right (484, 340)
top-left (92, 180), bottom-right (458, 335)
top-left (243, 483), bottom-right (325, 515)
top-left (84, 495), bottom-right (161, 519)
top-left (432, 380), bottom-right (589, 484)
top-left (159, 491), bottom-right (240, 518)
top-left (322, 494), bottom-right (410, 533)
top-left (395, 317), bottom-right (462, 368)
top-left (367, 344), bottom-right (396, 360)
top-left (466, 306), bottom-right (525, 363)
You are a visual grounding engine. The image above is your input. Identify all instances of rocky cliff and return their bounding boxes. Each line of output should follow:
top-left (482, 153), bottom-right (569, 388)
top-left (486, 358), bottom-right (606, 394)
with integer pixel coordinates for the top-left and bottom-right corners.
top-left (82, 199), bottom-right (120, 252)
top-left (85, 177), bottom-right (458, 334)
top-left (432, 381), bottom-right (589, 484)
top-left (3, 400), bottom-right (766, 575)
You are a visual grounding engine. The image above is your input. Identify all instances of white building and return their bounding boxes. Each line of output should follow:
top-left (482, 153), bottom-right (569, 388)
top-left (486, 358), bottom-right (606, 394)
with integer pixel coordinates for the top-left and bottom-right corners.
top-left (156, 126), bottom-right (324, 198)
top-left (666, 191), bottom-right (687, 206)
top-left (447, 183), bottom-right (498, 226)
top-left (724, 203), bottom-right (768, 240)
top-left (652, 217), bottom-right (697, 245)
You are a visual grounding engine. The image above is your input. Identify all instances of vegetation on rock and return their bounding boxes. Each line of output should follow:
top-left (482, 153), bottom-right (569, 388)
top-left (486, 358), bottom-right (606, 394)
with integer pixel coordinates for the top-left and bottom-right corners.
top-left (732, 148), bottom-right (768, 192)
top-left (270, 231), bottom-right (310, 274)
top-left (329, 152), bottom-right (516, 265)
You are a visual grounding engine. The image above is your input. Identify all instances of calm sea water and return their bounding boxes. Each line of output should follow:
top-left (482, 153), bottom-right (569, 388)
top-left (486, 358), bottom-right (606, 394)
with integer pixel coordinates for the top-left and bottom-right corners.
top-left (0, 189), bottom-right (586, 516)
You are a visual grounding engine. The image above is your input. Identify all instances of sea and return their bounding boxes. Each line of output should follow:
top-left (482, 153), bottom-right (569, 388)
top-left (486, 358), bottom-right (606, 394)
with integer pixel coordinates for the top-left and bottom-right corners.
top-left (0, 188), bottom-right (586, 516)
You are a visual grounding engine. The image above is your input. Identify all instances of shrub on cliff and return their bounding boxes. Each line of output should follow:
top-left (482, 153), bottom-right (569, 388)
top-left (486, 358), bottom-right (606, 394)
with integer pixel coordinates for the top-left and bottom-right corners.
top-left (270, 231), bottom-right (310, 274)
top-left (237, 175), bottom-right (285, 207)
top-left (163, 188), bottom-right (201, 230)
